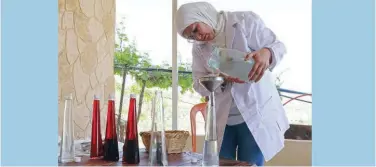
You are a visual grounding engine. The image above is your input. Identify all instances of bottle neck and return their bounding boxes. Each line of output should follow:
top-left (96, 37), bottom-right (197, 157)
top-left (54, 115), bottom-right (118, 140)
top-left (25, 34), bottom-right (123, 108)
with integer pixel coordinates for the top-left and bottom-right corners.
top-left (126, 98), bottom-right (138, 140)
top-left (105, 100), bottom-right (117, 139)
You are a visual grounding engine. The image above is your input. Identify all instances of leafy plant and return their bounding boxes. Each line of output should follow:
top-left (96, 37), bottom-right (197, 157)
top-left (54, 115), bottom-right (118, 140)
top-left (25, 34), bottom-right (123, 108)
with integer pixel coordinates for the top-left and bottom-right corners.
top-left (113, 17), bottom-right (195, 141)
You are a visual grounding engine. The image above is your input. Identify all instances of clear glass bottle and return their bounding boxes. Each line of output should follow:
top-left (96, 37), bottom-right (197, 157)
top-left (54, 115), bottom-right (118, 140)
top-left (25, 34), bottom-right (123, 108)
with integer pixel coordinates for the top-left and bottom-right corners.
top-left (148, 91), bottom-right (168, 166)
top-left (202, 94), bottom-right (219, 166)
top-left (198, 76), bottom-right (224, 167)
top-left (208, 46), bottom-right (254, 82)
top-left (59, 94), bottom-right (75, 163)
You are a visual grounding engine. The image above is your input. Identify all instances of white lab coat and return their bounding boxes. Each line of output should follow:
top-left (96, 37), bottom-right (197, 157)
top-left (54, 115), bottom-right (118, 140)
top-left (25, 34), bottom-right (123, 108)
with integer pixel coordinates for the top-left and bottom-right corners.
top-left (191, 11), bottom-right (290, 162)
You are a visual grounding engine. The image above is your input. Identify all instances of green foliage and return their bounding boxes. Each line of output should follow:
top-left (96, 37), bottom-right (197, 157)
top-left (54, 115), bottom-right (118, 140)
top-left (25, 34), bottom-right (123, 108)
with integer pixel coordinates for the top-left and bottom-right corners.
top-left (113, 17), bottom-right (196, 129)
top-left (129, 84), bottom-right (153, 103)
top-left (177, 62), bottom-right (194, 94)
top-left (115, 82), bottom-right (123, 92)
top-left (133, 63), bottom-right (172, 90)
top-left (114, 17), bottom-right (194, 95)
top-left (199, 96), bottom-right (207, 103)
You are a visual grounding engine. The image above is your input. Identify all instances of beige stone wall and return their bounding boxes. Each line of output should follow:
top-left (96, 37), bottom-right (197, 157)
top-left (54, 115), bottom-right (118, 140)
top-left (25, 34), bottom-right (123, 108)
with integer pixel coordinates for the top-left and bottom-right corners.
top-left (58, 0), bottom-right (116, 139)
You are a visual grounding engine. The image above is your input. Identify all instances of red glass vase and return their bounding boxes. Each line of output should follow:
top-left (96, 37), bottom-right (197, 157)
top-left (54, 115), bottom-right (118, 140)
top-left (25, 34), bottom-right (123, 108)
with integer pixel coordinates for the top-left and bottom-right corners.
top-left (122, 94), bottom-right (140, 164)
top-left (90, 95), bottom-right (104, 159)
top-left (103, 94), bottom-right (120, 161)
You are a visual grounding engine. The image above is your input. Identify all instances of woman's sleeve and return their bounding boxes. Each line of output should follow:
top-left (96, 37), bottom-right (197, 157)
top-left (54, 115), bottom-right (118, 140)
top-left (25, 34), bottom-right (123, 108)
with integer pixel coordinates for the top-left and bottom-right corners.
top-left (191, 45), bottom-right (224, 96)
top-left (244, 12), bottom-right (286, 71)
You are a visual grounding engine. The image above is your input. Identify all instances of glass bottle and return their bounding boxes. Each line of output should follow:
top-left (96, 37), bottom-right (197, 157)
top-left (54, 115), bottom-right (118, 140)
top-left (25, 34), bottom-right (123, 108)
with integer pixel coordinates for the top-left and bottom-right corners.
top-left (198, 76), bottom-right (224, 167)
top-left (90, 95), bottom-right (104, 159)
top-left (148, 91), bottom-right (168, 166)
top-left (208, 46), bottom-right (254, 82)
top-left (59, 94), bottom-right (75, 163)
top-left (103, 94), bottom-right (120, 161)
top-left (202, 94), bottom-right (219, 166)
top-left (122, 94), bottom-right (140, 164)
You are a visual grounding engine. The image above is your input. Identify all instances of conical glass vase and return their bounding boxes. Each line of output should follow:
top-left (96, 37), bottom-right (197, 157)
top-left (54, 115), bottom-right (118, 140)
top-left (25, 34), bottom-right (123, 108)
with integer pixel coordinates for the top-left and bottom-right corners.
top-left (148, 91), bottom-right (168, 166)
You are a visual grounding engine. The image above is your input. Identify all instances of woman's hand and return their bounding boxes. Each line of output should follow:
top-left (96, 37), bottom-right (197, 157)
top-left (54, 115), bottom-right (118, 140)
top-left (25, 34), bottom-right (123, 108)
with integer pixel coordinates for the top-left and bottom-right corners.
top-left (219, 72), bottom-right (245, 83)
top-left (245, 48), bottom-right (272, 82)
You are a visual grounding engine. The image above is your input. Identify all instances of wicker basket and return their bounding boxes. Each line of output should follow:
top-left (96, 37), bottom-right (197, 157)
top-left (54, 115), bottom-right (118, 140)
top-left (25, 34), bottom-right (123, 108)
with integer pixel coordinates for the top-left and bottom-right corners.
top-left (140, 130), bottom-right (190, 154)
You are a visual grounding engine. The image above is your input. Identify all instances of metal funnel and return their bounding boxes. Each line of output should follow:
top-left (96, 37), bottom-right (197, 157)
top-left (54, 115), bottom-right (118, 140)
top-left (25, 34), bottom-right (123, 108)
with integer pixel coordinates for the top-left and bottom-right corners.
top-left (199, 75), bottom-right (224, 92)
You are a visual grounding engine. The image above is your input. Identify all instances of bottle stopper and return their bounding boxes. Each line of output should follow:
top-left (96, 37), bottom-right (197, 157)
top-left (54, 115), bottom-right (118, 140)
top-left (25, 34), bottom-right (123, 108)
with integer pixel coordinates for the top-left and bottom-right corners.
top-left (64, 93), bottom-right (73, 100)
top-left (108, 93), bottom-right (115, 100)
top-left (130, 94), bottom-right (137, 98)
top-left (94, 95), bottom-right (100, 100)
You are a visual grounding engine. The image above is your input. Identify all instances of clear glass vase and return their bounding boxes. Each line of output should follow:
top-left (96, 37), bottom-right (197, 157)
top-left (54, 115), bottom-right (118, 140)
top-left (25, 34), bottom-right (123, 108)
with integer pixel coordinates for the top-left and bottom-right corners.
top-left (59, 94), bottom-right (75, 163)
top-left (148, 91), bottom-right (168, 166)
top-left (202, 94), bottom-right (219, 166)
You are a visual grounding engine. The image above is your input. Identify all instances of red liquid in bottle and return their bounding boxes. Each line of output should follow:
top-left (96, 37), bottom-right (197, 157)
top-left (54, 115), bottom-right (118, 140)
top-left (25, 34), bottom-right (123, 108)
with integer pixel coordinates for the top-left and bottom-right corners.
top-left (90, 95), bottom-right (104, 159)
top-left (103, 94), bottom-right (120, 161)
top-left (122, 94), bottom-right (140, 164)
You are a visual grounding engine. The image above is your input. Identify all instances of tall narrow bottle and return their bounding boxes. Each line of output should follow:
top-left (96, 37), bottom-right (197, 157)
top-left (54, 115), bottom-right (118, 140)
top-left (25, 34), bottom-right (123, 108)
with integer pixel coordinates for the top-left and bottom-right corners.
top-left (103, 94), bottom-right (120, 161)
top-left (199, 76), bottom-right (223, 167)
top-left (90, 95), bottom-right (104, 159)
top-left (148, 91), bottom-right (168, 166)
top-left (122, 94), bottom-right (140, 164)
top-left (202, 94), bottom-right (219, 166)
top-left (59, 94), bottom-right (75, 163)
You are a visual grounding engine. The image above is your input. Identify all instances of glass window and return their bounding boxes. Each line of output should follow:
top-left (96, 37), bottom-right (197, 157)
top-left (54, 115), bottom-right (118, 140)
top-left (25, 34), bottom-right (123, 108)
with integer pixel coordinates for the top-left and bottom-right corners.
top-left (115, 0), bottom-right (173, 148)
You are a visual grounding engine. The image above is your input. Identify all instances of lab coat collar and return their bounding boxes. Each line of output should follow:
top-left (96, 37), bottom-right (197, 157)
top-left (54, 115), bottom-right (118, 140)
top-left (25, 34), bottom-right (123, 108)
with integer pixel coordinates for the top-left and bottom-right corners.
top-left (225, 12), bottom-right (245, 49)
top-left (225, 11), bottom-right (245, 25)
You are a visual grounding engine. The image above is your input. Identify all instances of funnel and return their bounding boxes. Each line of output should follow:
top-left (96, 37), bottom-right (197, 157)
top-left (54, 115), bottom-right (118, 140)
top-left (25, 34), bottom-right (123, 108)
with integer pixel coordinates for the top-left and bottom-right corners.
top-left (199, 76), bottom-right (224, 92)
top-left (198, 75), bottom-right (224, 166)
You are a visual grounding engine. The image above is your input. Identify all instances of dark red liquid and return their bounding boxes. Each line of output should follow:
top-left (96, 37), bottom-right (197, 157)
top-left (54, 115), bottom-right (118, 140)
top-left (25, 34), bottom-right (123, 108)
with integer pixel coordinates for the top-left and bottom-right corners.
top-left (122, 97), bottom-right (140, 164)
top-left (122, 139), bottom-right (140, 164)
top-left (103, 99), bottom-right (119, 161)
top-left (90, 98), bottom-right (104, 159)
top-left (103, 138), bottom-right (119, 161)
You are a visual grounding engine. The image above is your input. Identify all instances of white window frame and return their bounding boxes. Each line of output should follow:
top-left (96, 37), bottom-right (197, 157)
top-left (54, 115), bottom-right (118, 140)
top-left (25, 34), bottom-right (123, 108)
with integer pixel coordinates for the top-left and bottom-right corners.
top-left (171, 0), bottom-right (178, 130)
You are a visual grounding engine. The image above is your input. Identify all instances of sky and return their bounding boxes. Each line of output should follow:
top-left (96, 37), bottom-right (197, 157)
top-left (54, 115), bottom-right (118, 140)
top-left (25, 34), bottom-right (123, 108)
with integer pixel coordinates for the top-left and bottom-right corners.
top-left (115, 0), bottom-right (312, 93)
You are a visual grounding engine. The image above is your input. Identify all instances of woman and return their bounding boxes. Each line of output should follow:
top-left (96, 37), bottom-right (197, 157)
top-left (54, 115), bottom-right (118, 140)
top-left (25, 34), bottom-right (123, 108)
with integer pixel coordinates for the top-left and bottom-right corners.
top-left (175, 2), bottom-right (290, 166)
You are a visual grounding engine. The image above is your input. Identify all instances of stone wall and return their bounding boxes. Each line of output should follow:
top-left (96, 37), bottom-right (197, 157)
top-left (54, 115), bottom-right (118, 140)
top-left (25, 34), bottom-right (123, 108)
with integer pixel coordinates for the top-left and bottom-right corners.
top-left (58, 0), bottom-right (116, 139)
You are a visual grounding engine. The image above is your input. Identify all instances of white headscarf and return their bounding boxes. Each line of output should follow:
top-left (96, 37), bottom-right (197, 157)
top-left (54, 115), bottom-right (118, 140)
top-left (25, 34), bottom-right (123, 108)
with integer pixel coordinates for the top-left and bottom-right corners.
top-left (175, 2), bottom-right (223, 38)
